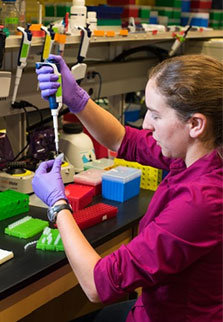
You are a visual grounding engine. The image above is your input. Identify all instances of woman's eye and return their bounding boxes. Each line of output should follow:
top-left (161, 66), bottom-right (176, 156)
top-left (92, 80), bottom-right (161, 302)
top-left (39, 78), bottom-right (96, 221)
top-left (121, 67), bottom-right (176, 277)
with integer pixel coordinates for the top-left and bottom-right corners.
top-left (152, 114), bottom-right (159, 120)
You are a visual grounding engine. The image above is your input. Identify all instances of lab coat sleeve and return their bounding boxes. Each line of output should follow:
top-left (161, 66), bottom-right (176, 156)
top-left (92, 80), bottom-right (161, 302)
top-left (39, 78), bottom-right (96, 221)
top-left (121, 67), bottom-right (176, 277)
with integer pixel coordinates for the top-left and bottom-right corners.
top-left (117, 126), bottom-right (172, 171)
top-left (94, 184), bottom-right (221, 304)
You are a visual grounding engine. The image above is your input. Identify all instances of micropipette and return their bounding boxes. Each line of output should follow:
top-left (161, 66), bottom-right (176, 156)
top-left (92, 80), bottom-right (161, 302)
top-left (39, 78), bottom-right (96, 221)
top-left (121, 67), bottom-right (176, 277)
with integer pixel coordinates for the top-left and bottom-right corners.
top-left (71, 25), bottom-right (91, 81)
top-left (36, 59), bottom-right (63, 155)
top-left (40, 24), bottom-right (55, 62)
top-left (11, 24), bottom-right (32, 105)
top-left (168, 25), bottom-right (192, 57)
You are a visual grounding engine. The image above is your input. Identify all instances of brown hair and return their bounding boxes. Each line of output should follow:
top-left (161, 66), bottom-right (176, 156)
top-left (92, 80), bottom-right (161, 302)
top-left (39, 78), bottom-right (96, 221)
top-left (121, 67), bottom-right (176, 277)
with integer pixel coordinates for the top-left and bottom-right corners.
top-left (149, 54), bottom-right (223, 148)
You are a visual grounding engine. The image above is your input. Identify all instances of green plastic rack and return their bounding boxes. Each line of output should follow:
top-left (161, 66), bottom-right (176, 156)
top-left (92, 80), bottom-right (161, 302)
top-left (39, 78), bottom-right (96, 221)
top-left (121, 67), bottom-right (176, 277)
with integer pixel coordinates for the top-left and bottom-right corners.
top-left (4, 216), bottom-right (49, 239)
top-left (0, 189), bottom-right (29, 221)
top-left (36, 227), bottom-right (64, 251)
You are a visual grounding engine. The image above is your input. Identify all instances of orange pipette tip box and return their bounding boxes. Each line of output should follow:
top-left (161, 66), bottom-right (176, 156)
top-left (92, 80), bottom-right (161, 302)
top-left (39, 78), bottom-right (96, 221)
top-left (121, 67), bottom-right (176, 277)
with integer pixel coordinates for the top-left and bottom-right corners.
top-left (54, 33), bottom-right (66, 44)
top-left (119, 29), bottom-right (128, 36)
top-left (93, 30), bottom-right (105, 37)
top-left (106, 31), bottom-right (115, 37)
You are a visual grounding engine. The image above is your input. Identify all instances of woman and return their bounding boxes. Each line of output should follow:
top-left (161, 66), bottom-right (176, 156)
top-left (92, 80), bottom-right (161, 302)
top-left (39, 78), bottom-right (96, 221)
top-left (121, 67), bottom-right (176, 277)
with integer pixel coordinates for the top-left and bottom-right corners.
top-left (33, 54), bottom-right (223, 321)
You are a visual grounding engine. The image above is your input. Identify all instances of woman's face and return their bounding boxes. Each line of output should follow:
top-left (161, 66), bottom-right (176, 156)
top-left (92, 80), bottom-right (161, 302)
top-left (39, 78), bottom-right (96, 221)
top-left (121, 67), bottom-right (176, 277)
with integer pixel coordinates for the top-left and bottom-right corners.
top-left (143, 79), bottom-right (191, 160)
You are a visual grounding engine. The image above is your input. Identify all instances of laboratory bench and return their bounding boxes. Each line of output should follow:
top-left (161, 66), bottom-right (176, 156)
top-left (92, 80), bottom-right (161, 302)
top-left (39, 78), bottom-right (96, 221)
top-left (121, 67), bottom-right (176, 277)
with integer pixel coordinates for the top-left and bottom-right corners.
top-left (0, 189), bottom-right (153, 322)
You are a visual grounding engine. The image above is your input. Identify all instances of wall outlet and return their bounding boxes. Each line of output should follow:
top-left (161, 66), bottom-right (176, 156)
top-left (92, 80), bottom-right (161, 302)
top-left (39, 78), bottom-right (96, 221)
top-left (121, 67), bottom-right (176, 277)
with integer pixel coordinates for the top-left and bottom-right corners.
top-left (86, 70), bottom-right (96, 82)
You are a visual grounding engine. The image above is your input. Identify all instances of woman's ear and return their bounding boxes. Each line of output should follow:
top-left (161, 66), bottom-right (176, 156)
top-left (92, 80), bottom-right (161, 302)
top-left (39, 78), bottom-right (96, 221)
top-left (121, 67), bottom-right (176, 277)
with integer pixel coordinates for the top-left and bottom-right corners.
top-left (188, 113), bottom-right (207, 139)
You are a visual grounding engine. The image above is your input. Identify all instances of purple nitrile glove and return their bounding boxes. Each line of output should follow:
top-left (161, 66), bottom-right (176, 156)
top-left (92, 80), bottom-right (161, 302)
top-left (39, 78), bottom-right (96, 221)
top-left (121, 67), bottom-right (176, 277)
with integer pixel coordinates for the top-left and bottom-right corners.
top-left (32, 158), bottom-right (68, 207)
top-left (36, 54), bottom-right (90, 114)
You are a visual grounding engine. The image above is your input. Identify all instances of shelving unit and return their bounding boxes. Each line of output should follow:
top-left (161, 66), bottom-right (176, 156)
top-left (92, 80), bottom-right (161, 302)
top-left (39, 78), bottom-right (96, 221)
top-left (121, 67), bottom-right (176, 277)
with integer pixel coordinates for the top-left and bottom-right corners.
top-left (1, 29), bottom-right (222, 155)
top-left (5, 29), bottom-right (223, 48)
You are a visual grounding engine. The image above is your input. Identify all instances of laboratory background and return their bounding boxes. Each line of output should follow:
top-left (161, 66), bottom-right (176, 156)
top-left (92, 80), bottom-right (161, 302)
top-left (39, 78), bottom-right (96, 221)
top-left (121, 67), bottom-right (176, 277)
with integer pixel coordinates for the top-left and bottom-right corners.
top-left (0, 0), bottom-right (222, 320)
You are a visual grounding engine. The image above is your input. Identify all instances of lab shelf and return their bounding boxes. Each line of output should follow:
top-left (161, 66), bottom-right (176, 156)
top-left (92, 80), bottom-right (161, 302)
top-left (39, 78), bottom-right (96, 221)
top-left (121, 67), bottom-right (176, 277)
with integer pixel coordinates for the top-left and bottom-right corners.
top-left (5, 30), bottom-right (223, 48)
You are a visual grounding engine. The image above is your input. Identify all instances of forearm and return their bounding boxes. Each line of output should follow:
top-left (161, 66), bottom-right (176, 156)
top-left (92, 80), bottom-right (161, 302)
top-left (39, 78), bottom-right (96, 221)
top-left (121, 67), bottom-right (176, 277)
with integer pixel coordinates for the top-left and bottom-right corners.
top-left (56, 202), bottom-right (101, 303)
top-left (76, 99), bottom-right (126, 152)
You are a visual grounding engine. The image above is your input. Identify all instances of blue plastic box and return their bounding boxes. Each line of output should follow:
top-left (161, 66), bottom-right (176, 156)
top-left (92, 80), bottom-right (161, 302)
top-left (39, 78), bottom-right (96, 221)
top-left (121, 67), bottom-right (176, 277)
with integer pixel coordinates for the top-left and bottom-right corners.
top-left (87, 5), bottom-right (123, 19)
top-left (181, 0), bottom-right (191, 12)
top-left (181, 12), bottom-right (209, 27)
top-left (124, 109), bottom-right (140, 123)
top-left (102, 166), bottom-right (141, 202)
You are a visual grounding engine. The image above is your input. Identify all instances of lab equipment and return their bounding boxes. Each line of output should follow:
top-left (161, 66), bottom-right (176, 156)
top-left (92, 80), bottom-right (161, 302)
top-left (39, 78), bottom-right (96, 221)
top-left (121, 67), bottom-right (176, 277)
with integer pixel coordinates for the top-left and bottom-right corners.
top-left (1, 0), bottom-right (19, 34)
top-left (4, 216), bottom-right (49, 238)
top-left (69, 0), bottom-right (87, 33)
top-left (40, 24), bottom-right (55, 61)
top-left (18, 0), bottom-right (26, 27)
top-left (71, 24), bottom-right (91, 81)
top-left (65, 183), bottom-right (94, 212)
top-left (57, 153), bottom-right (75, 184)
top-left (55, 152), bottom-right (64, 162)
top-left (0, 131), bottom-right (14, 167)
top-left (36, 58), bottom-right (63, 155)
top-left (86, 11), bottom-right (97, 31)
top-left (59, 123), bottom-right (96, 172)
top-left (168, 25), bottom-right (192, 57)
top-left (11, 24), bottom-right (32, 105)
top-left (72, 202), bottom-right (118, 230)
top-left (60, 161), bottom-right (75, 184)
top-left (0, 168), bottom-right (34, 193)
top-left (114, 158), bottom-right (162, 191)
top-left (0, 29), bottom-right (11, 98)
top-left (0, 189), bottom-right (29, 221)
top-left (83, 158), bottom-right (114, 170)
top-left (73, 168), bottom-right (105, 195)
top-left (36, 227), bottom-right (64, 251)
top-left (36, 54), bottom-right (89, 113)
top-left (102, 166), bottom-right (142, 202)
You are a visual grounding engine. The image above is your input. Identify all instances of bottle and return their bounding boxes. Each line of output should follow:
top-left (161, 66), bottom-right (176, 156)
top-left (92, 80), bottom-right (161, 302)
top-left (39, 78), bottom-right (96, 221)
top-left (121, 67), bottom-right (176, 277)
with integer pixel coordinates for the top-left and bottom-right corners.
top-left (87, 11), bottom-right (97, 31)
top-left (1, 0), bottom-right (19, 35)
top-left (70, 0), bottom-right (86, 30)
top-left (59, 123), bottom-right (96, 172)
top-left (16, 0), bottom-right (26, 27)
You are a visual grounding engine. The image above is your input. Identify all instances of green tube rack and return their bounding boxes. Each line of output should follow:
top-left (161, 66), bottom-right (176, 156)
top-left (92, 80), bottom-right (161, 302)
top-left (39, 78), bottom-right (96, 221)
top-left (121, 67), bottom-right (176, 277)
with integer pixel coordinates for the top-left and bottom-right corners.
top-left (36, 227), bottom-right (64, 252)
top-left (4, 216), bottom-right (49, 239)
top-left (0, 189), bottom-right (29, 221)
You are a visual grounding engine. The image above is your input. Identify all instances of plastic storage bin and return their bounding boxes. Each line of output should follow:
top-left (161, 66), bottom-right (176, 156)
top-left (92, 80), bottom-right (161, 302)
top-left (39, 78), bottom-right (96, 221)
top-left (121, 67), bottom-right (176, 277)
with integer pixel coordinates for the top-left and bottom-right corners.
top-left (73, 202), bottom-right (118, 229)
top-left (65, 184), bottom-right (94, 212)
top-left (73, 168), bottom-right (105, 196)
top-left (181, 12), bottom-right (209, 26)
top-left (102, 166), bottom-right (141, 202)
top-left (114, 158), bottom-right (162, 191)
top-left (190, 0), bottom-right (212, 10)
top-left (37, 227), bottom-right (64, 251)
top-left (0, 189), bottom-right (29, 221)
top-left (84, 158), bottom-right (114, 170)
top-left (181, 0), bottom-right (191, 12)
top-left (4, 216), bottom-right (48, 238)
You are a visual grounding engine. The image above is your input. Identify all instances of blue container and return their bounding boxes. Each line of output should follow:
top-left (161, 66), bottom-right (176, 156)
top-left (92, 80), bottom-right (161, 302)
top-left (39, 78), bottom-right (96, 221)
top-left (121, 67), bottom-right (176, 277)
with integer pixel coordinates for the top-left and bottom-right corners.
top-left (102, 166), bottom-right (141, 202)
top-left (181, 12), bottom-right (209, 27)
top-left (191, 17), bottom-right (209, 27)
top-left (87, 5), bottom-right (123, 19)
top-left (181, 13), bottom-right (190, 25)
top-left (149, 16), bottom-right (158, 24)
top-left (124, 109), bottom-right (140, 123)
top-left (181, 0), bottom-right (191, 12)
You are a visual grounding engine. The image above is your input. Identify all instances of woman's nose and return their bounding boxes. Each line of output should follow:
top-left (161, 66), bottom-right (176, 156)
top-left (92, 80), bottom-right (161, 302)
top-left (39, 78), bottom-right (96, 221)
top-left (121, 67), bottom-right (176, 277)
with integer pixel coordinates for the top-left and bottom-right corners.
top-left (142, 111), bottom-right (154, 131)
